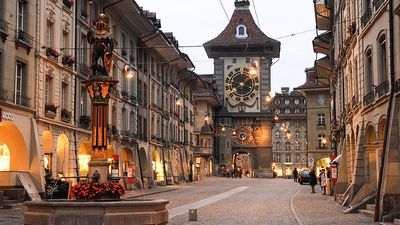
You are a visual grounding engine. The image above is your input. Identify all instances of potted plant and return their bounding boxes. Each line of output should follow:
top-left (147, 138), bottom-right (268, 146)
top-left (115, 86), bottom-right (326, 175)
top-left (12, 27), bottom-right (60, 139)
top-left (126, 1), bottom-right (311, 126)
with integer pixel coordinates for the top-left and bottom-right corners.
top-left (45, 103), bottom-right (58, 117)
top-left (46, 47), bottom-right (60, 59)
top-left (62, 54), bottom-right (75, 67)
top-left (61, 108), bottom-right (72, 121)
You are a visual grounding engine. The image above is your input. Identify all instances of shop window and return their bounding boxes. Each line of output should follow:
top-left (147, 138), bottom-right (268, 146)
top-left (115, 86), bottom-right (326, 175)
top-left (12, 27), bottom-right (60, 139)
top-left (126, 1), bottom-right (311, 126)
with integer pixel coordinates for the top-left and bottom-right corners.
top-left (78, 154), bottom-right (90, 176)
top-left (0, 144), bottom-right (10, 171)
top-left (43, 153), bottom-right (52, 174)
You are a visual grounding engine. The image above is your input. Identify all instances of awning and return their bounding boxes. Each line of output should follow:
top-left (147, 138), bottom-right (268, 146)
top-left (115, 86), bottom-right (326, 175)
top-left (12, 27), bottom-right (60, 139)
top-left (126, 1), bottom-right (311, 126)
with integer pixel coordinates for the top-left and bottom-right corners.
top-left (331, 154), bottom-right (342, 165)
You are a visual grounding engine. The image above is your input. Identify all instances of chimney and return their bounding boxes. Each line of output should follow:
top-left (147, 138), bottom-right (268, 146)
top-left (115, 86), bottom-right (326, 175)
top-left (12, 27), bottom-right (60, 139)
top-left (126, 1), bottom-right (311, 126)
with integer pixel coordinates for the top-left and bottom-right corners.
top-left (234, 0), bottom-right (250, 10)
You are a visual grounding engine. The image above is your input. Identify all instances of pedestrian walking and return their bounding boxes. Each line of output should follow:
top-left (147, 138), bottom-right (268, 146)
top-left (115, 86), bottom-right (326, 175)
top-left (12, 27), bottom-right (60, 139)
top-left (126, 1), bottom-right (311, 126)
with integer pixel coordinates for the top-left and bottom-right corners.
top-left (320, 169), bottom-right (327, 195)
top-left (309, 167), bottom-right (317, 193)
top-left (293, 168), bottom-right (298, 183)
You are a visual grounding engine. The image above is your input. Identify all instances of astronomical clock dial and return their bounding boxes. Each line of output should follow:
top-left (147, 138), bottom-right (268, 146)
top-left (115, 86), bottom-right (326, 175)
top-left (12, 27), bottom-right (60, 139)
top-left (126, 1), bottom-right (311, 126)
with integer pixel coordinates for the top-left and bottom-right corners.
top-left (232, 125), bottom-right (253, 145)
top-left (224, 67), bottom-right (260, 102)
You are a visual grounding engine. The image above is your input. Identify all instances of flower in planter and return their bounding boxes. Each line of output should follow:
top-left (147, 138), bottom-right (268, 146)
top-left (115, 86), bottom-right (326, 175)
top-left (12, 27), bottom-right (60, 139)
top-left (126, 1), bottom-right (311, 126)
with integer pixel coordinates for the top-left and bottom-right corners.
top-left (45, 103), bottom-right (58, 113)
top-left (46, 47), bottom-right (60, 58)
top-left (70, 181), bottom-right (125, 200)
top-left (61, 108), bottom-right (71, 119)
top-left (62, 54), bottom-right (75, 67)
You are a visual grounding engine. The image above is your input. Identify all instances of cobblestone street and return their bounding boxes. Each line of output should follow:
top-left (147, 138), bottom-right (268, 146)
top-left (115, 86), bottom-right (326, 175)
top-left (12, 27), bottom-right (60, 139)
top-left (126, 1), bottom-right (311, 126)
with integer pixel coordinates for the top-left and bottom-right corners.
top-left (0, 177), bottom-right (378, 225)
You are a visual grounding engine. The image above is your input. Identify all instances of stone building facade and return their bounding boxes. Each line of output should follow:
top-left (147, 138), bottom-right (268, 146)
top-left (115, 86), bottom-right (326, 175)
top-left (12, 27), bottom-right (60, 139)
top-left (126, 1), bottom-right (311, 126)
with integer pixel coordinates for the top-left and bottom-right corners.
top-left (270, 88), bottom-right (308, 177)
top-left (0, 0), bottom-right (200, 195)
top-left (312, 0), bottom-right (400, 221)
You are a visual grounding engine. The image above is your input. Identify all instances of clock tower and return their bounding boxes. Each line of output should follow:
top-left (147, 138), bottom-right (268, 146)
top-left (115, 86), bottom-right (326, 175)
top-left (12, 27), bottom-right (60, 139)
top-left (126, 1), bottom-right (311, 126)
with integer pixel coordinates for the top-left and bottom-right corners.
top-left (203, 0), bottom-right (280, 177)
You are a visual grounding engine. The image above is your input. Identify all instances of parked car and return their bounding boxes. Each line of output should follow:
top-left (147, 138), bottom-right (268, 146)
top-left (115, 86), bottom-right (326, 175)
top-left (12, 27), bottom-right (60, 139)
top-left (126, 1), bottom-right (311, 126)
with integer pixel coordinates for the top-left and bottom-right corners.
top-left (298, 170), bottom-right (310, 185)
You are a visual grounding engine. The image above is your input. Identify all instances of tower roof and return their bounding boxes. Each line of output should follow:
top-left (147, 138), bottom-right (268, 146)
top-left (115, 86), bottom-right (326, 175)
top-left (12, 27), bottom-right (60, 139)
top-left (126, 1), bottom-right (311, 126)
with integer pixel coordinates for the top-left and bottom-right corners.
top-left (203, 1), bottom-right (280, 58)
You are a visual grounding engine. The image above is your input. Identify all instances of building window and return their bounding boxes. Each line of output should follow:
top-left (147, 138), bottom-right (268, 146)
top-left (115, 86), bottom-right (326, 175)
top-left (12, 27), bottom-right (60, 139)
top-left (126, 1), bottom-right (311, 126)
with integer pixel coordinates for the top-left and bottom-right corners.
top-left (365, 49), bottom-right (374, 93)
top-left (15, 62), bottom-right (27, 106)
top-left (130, 111), bottom-right (135, 132)
top-left (80, 86), bottom-right (87, 116)
top-left (45, 77), bottom-right (53, 104)
top-left (285, 142), bottom-right (290, 151)
top-left (232, 58), bottom-right (237, 64)
top-left (275, 109), bottom-right (280, 114)
top-left (122, 108), bottom-right (127, 131)
top-left (294, 108), bottom-right (300, 114)
top-left (61, 83), bottom-right (68, 109)
top-left (46, 23), bottom-right (53, 47)
top-left (226, 141), bottom-right (230, 149)
top-left (17, 0), bottom-right (25, 31)
top-left (295, 154), bottom-right (300, 163)
top-left (318, 134), bottom-right (326, 149)
top-left (275, 142), bottom-right (281, 151)
top-left (245, 58), bottom-right (250, 63)
top-left (378, 34), bottom-right (387, 83)
top-left (0, 144), bottom-right (10, 171)
top-left (294, 99), bottom-right (299, 105)
top-left (295, 130), bottom-right (300, 139)
top-left (286, 154), bottom-right (291, 162)
top-left (275, 99), bottom-right (281, 105)
top-left (235, 25), bottom-right (248, 38)
top-left (285, 108), bottom-right (290, 115)
top-left (80, 34), bottom-right (88, 66)
top-left (295, 142), bottom-right (301, 151)
top-left (317, 113), bottom-right (326, 125)
top-left (275, 131), bottom-right (281, 139)
top-left (284, 99), bottom-right (290, 105)
top-left (316, 95), bottom-right (325, 106)
top-left (276, 154), bottom-right (281, 162)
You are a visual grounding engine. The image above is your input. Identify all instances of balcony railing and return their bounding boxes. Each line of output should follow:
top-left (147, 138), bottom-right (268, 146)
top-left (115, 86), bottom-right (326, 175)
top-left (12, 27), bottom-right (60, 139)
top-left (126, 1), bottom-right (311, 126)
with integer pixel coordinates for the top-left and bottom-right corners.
top-left (361, 8), bottom-right (372, 27)
top-left (0, 19), bottom-right (9, 41)
top-left (373, 0), bottom-right (384, 10)
top-left (194, 147), bottom-right (212, 156)
top-left (15, 30), bottom-right (33, 50)
top-left (363, 90), bottom-right (375, 107)
top-left (375, 80), bottom-right (389, 98)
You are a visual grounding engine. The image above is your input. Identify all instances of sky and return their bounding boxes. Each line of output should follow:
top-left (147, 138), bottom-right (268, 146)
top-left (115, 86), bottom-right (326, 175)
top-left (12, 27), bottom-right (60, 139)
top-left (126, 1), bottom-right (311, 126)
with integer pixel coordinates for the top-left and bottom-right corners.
top-left (135, 0), bottom-right (317, 94)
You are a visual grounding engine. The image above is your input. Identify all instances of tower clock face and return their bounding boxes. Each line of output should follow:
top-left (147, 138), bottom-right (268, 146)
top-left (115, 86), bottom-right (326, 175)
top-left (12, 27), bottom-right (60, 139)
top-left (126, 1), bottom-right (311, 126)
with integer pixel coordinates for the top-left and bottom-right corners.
top-left (224, 67), bottom-right (260, 102)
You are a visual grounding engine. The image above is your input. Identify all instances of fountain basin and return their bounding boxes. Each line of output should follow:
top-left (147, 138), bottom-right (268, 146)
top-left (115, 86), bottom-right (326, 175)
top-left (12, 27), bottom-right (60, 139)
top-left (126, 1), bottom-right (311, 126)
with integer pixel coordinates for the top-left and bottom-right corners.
top-left (24, 199), bottom-right (169, 225)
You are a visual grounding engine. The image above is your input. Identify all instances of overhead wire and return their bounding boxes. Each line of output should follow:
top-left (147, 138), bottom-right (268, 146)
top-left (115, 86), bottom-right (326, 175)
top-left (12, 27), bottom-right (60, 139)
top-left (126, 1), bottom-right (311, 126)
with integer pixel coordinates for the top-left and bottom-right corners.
top-left (251, 0), bottom-right (261, 27)
top-left (219, 0), bottom-right (230, 22)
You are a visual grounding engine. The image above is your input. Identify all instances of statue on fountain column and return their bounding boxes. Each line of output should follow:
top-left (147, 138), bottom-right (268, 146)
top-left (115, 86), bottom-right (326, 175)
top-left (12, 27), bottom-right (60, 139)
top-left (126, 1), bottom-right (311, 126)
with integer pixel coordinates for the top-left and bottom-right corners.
top-left (87, 14), bottom-right (114, 77)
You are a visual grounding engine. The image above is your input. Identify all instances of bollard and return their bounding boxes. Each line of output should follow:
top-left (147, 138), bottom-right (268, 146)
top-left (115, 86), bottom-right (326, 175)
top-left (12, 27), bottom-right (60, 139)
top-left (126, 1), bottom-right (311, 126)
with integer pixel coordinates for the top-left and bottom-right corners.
top-left (189, 209), bottom-right (197, 221)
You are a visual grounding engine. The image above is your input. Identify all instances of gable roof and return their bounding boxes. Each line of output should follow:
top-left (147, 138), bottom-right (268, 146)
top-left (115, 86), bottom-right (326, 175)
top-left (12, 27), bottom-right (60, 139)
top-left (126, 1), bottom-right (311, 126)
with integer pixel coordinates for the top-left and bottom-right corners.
top-left (204, 3), bottom-right (280, 58)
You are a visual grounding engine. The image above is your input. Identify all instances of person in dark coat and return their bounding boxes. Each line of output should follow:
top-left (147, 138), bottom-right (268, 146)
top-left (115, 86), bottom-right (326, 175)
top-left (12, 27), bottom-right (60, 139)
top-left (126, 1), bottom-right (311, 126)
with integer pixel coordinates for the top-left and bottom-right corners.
top-left (309, 167), bottom-right (318, 193)
top-left (293, 168), bottom-right (298, 182)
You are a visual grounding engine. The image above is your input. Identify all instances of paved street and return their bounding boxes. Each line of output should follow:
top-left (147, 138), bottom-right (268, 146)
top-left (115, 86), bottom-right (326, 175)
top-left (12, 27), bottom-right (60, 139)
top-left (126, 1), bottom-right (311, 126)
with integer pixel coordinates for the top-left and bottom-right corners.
top-left (0, 177), bottom-right (378, 225)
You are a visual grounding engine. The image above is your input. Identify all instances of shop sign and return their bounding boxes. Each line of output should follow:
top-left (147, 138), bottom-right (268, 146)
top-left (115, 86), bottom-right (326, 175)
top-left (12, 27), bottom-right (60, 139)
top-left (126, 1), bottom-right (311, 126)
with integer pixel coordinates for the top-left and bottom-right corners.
top-left (1, 110), bottom-right (14, 121)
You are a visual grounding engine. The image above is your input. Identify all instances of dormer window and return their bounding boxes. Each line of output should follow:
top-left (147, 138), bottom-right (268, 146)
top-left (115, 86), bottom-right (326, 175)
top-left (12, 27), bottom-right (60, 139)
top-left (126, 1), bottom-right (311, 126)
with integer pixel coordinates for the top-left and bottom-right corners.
top-left (235, 25), bottom-right (248, 39)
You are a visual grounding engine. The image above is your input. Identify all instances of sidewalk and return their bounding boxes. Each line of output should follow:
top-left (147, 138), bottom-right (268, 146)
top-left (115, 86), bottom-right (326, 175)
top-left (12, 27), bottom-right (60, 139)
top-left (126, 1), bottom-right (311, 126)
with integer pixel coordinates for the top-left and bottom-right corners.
top-left (293, 185), bottom-right (378, 225)
top-left (123, 184), bottom-right (181, 199)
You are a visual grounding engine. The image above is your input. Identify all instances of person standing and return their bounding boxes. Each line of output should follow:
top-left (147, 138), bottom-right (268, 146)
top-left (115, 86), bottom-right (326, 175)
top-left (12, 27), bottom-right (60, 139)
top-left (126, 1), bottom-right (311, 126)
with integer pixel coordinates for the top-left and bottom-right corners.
top-left (293, 168), bottom-right (298, 183)
top-left (320, 169), bottom-right (327, 195)
top-left (309, 167), bottom-right (317, 193)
